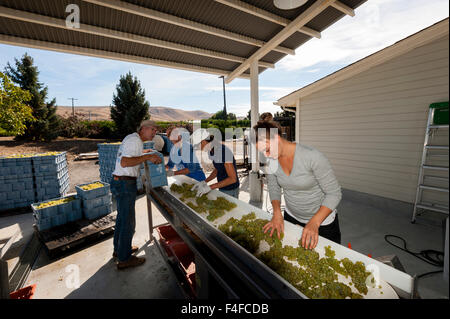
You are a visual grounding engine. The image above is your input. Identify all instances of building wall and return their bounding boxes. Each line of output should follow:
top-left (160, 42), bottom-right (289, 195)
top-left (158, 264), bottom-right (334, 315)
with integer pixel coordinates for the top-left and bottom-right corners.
top-left (297, 35), bottom-right (449, 206)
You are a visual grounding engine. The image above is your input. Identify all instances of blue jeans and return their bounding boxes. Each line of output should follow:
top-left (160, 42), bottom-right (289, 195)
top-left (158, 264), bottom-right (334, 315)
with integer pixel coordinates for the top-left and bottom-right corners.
top-left (219, 187), bottom-right (239, 199)
top-left (110, 179), bottom-right (137, 262)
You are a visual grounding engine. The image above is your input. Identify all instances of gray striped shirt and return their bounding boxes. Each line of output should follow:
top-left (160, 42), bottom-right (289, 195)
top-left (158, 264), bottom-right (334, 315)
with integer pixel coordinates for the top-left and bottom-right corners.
top-left (267, 144), bottom-right (342, 223)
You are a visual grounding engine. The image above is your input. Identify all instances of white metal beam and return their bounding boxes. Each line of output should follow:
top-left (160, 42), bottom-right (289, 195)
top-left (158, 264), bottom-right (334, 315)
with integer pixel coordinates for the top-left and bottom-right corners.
top-left (214, 0), bottom-right (321, 39)
top-left (249, 59), bottom-right (261, 203)
top-left (0, 6), bottom-right (274, 69)
top-left (0, 34), bottom-right (250, 79)
top-left (225, 0), bottom-right (336, 84)
top-left (82, 0), bottom-right (295, 56)
top-left (331, 1), bottom-right (355, 17)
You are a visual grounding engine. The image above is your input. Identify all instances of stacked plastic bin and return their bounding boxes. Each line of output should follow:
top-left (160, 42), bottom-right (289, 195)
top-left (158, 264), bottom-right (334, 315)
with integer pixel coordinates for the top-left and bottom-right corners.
top-left (137, 141), bottom-right (159, 190)
top-left (98, 141), bottom-right (154, 186)
top-left (0, 156), bottom-right (35, 211)
top-left (31, 195), bottom-right (82, 231)
top-left (76, 181), bottom-right (112, 220)
top-left (97, 143), bottom-right (121, 184)
top-left (33, 152), bottom-right (69, 202)
top-left (138, 151), bottom-right (168, 189)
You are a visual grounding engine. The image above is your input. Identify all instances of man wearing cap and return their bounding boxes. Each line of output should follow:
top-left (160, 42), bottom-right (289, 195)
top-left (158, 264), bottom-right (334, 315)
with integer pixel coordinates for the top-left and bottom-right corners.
top-left (111, 120), bottom-right (162, 270)
top-left (192, 129), bottom-right (240, 198)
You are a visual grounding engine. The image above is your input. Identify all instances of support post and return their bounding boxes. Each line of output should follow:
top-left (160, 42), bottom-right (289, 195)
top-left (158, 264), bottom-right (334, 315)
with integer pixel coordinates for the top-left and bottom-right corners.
top-left (249, 60), bottom-right (262, 204)
top-left (144, 161), bottom-right (154, 242)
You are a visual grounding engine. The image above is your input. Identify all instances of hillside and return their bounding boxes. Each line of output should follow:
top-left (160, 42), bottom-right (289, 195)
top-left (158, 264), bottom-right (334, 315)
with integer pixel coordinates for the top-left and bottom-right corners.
top-left (56, 106), bottom-right (212, 121)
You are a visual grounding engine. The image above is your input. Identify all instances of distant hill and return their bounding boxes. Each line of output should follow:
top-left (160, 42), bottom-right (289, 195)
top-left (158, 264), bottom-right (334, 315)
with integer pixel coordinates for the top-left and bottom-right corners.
top-left (149, 106), bottom-right (212, 121)
top-left (56, 106), bottom-right (212, 121)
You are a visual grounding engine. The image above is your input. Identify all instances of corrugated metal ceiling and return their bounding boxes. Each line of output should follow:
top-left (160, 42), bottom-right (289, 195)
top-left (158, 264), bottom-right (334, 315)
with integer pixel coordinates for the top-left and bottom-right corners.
top-left (0, 0), bottom-right (367, 79)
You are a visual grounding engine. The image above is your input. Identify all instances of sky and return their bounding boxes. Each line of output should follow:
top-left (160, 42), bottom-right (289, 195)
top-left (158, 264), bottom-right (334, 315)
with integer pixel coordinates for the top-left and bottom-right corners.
top-left (0, 0), bottom-right (448, 117)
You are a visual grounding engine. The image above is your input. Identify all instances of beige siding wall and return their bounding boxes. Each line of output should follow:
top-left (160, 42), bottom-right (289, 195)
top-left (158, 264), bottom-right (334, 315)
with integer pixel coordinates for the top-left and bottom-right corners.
top-left (297, 35), bottom-right (449, 205)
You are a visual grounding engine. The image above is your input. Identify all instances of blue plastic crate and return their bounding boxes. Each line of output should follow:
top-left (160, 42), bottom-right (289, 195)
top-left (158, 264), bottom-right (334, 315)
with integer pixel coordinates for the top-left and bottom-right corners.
top-left (51, 213), bottom-right (67, 227)
top-left (34, 214), bottom-right (52, 231)
top-left (7, 191), bottom-right (21, 201)
top-left (33, 161), bottom-right (67, 174)
top-left (84, 203), bottom-right (112, 220)
top-left (81, 194), bottom-right (111, 213)
top-left (67, 209), bottom-right (83, 223)
top-left (34, 166), bottom-right (68, 179)
top-left (76, 181), bottom-right (110, 200)
top-left (31, 152), bottom-right (66, 164)
top-left (32, 201), bottom-right (58, 219)
top-left (140, 151), bottom-right (167, 188)
top-left (0, 183), bottom-right (12, 193)
top-left (2, 200), bottom-right (15, 211)
top-left (32, 195), bottom-right (79, 220)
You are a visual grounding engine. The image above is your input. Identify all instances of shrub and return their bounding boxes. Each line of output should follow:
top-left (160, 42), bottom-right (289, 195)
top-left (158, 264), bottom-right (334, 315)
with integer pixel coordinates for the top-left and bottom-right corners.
top-left (57, 116), bottom-right (117, 139)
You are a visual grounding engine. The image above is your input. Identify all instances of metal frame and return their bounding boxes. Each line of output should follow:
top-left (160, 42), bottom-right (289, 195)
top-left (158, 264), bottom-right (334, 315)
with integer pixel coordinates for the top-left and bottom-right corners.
top-left (412, 106), bottom-right (449, 223)
top-left (146, 185), bottom-right (307, 298)
top-left (142, 171), bottom-right (419, 299)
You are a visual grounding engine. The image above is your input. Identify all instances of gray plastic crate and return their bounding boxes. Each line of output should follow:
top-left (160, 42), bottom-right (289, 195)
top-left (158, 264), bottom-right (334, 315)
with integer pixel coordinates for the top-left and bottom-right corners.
top-left (84, 203), bottom-right (112, 220)
top-left (32, 195), bottom-right (80, 221)
top-left (76, 181), bottom-right (110, 200)
top-left (34, 214), bottom-right (52, 231)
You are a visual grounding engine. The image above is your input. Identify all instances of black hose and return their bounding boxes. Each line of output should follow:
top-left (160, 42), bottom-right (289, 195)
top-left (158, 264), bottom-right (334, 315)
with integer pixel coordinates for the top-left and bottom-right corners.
top-left (384, 234), bottom-right (444, 279)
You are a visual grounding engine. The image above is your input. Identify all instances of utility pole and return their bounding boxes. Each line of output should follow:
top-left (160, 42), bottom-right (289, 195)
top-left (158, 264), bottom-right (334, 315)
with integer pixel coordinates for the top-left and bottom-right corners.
top-left (68, 97), bottom-right (78, 116)
top-left (219, 75), bottom-right (227, 120)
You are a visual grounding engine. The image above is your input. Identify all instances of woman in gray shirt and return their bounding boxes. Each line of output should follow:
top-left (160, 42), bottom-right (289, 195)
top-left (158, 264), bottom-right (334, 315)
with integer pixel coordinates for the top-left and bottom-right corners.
top-left (253, 121), bottom-right (342, 249)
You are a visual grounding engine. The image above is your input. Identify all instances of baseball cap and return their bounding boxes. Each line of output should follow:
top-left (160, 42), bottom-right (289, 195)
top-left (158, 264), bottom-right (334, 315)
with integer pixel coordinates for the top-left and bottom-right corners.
top-left (138, 120), bottom-right (157, 131)
top-left (191, 128), bottom-right (212, 147)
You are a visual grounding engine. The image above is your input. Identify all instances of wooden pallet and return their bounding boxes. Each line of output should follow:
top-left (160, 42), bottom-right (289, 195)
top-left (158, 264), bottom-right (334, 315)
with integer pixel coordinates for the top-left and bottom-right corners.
top-left (34, 212), bottom-right (117, 259)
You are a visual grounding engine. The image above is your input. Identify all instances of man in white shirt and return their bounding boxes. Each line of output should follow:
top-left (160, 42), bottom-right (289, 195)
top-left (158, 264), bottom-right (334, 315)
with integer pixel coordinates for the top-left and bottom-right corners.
top-left (111, 120), bottom-right (162, 270)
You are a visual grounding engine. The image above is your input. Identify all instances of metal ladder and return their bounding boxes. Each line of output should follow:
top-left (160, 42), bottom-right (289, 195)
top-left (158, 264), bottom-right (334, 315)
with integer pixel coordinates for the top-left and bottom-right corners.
top-left (412, 102), bottom-right (449, 223)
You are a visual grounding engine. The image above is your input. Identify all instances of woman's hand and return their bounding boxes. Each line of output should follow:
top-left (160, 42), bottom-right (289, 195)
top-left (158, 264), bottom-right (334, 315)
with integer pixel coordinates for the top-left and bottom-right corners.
top-left (301, 219), bottom-right (320, 249)
top-left (263, 212), bottom-right (284, 239)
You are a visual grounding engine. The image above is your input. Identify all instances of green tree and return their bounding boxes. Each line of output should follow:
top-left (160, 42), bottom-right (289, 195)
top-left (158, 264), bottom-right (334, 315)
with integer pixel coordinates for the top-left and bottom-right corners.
top-left (5, 53), bottom-right (59, 141)
top-left (211, 109), bottom-right (236, 120)
top-left (110, 72), bottom-right (150, 139)
top-left (274, 109), bottom-right (295, 118)
top-left (0, 72), bottom-right (34, 135)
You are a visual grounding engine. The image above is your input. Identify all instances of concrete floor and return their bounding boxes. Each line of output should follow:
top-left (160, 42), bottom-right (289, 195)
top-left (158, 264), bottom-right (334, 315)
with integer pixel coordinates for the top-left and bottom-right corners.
top-left (22, 197), bottom-right (184, 299)
top-left (1, 170), bottom-right (448, 299)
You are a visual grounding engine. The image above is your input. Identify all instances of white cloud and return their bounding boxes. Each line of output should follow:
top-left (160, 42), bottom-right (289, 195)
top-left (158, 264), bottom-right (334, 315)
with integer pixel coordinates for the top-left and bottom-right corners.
top-left (278, 0), bottom-right (449, 71)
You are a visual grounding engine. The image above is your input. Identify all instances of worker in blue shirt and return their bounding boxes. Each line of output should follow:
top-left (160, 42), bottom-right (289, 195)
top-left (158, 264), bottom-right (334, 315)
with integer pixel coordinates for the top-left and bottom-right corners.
top-left (165, 126), bottom-right (206, 182)
top-left (192, 129), bottom-right (239, 198)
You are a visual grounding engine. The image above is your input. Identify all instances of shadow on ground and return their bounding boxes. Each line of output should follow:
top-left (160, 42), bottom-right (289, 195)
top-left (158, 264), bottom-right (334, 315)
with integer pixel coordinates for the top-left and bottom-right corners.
top-left (64, 240), bottom-right (184, 299)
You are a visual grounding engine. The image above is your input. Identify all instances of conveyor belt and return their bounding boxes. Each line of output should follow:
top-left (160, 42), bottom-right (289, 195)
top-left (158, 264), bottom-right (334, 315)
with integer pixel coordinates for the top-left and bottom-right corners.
top-left (149, 175), bottom-right (415, 299)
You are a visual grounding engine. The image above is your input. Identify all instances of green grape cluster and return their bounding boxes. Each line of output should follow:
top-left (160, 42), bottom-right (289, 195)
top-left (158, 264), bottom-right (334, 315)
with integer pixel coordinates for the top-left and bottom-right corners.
top-left (170, 183), bottom-right (237, 221)
top-left (219, 212), bottom-right (372, 299)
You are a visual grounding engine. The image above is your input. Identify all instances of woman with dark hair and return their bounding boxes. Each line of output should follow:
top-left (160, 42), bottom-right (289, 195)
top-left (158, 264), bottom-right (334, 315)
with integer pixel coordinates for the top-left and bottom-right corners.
top-left (253, 121), bottom-right (342, 250)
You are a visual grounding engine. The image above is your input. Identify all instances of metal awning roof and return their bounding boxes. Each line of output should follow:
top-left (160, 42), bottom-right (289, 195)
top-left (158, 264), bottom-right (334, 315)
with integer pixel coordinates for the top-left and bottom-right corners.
top-left (0, 0), bottom-right (366, 83)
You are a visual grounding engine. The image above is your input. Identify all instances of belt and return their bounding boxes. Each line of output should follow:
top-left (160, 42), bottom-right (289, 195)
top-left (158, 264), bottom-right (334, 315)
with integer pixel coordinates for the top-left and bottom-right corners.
top-left (113, 175), bottom-right (137, 181)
